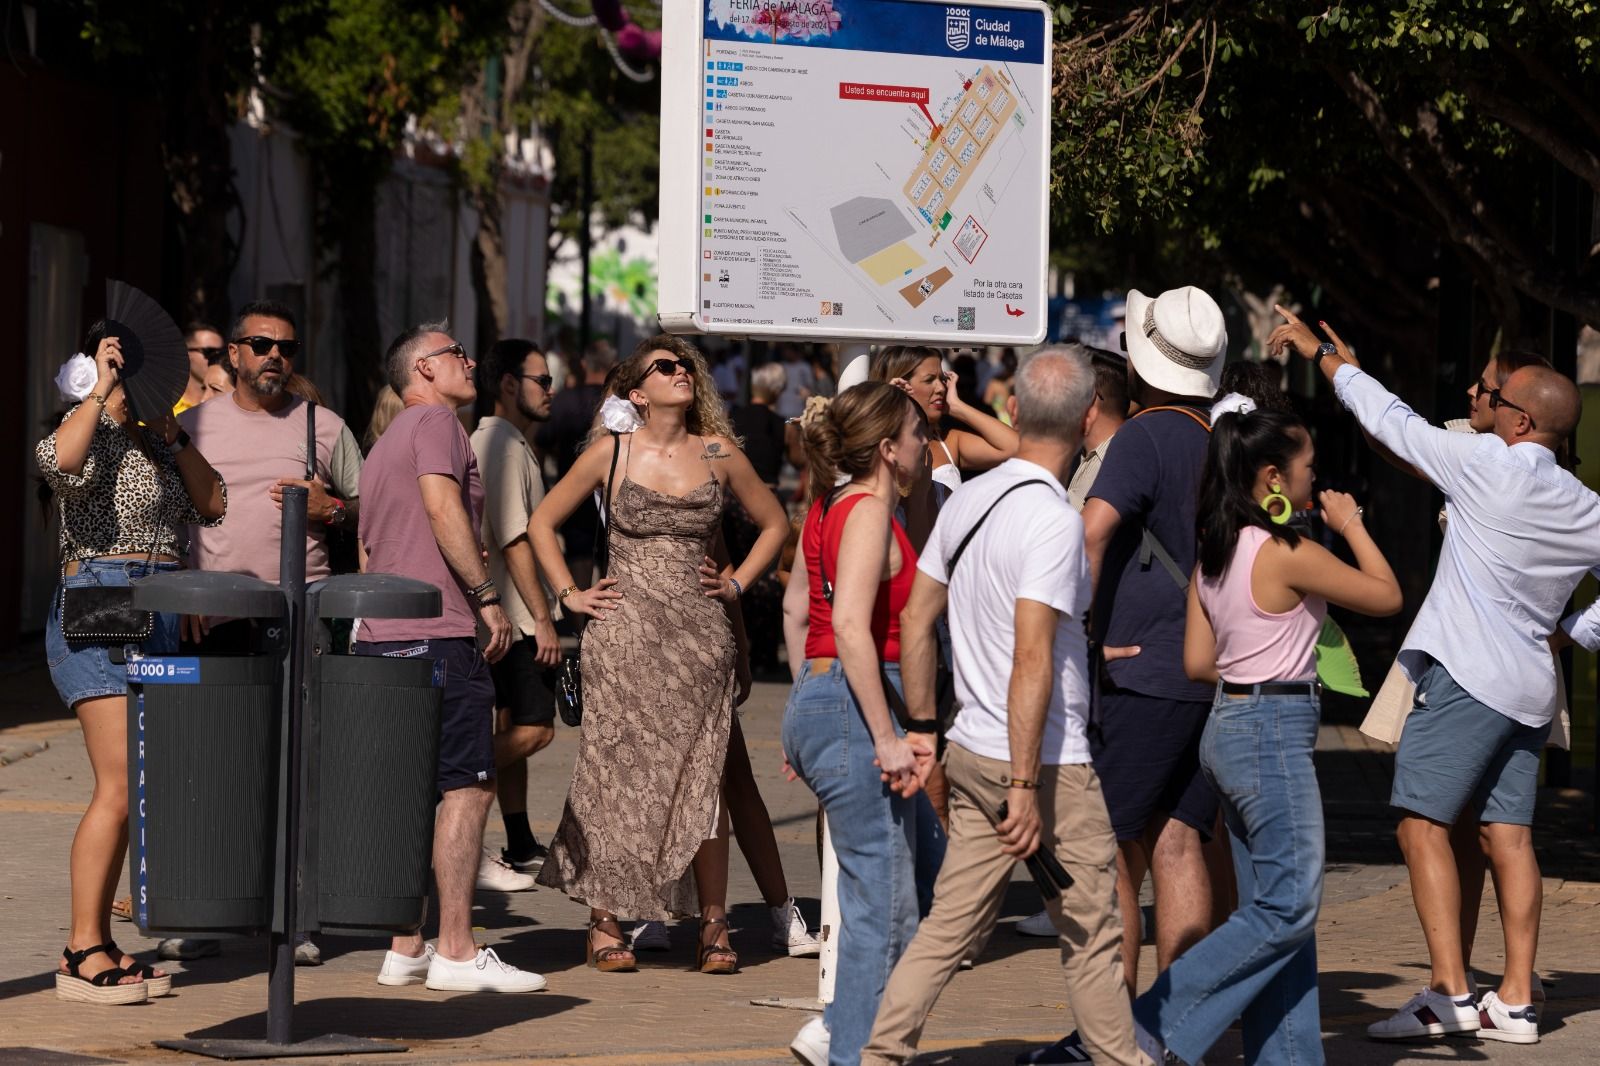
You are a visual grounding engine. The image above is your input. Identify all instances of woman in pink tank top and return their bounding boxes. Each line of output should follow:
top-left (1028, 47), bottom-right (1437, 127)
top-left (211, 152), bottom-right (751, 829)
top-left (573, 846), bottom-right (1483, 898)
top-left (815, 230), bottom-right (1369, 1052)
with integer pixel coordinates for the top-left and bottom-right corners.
top-left (1130, 402), bottom-right (1402, 1064)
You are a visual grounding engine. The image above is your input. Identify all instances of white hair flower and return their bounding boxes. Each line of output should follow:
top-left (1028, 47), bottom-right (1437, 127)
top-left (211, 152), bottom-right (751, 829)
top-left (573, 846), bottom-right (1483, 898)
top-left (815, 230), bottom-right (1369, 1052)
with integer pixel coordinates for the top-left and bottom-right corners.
top-left (1209, 392), bottom-right (1257, 422)
top-left (600, 393), bottom-right (645, 433)
top-left (54, 353), bottom-right (98, 404)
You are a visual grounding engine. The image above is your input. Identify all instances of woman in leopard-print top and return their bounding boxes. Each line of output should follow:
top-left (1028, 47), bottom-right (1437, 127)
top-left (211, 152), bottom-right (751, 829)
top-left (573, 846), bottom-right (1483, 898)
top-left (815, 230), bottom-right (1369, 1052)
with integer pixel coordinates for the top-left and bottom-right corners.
top-left (36, 324), bottom-right (226, 1005)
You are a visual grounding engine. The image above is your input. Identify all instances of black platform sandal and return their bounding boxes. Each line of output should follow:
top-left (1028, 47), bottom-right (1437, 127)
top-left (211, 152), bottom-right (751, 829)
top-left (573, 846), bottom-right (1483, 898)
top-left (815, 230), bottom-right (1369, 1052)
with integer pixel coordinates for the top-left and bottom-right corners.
top-left (107, 939), bottom-right (171, 997)
top-left (56, 943), bottom-right (148, 1005)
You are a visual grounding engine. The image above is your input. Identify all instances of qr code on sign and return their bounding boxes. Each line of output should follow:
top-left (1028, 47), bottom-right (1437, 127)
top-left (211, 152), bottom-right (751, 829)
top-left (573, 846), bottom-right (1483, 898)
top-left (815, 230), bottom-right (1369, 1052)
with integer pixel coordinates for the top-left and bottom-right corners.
top-left (957, 306), bottom-right (975, 331)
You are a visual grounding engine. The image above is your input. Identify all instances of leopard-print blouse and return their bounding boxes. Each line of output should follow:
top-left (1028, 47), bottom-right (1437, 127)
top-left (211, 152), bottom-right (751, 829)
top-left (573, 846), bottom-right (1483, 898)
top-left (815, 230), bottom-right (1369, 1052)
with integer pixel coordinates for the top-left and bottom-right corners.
top-left (36, 405), bottom-right (227, 565)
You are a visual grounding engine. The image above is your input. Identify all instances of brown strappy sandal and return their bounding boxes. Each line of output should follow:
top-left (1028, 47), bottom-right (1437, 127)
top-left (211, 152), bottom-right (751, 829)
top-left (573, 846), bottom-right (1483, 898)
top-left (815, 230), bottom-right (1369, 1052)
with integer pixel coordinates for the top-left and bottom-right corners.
top-left (586, 916), bottom-right (637, 973)
top-left (696, 917), bottom-right (738, 975)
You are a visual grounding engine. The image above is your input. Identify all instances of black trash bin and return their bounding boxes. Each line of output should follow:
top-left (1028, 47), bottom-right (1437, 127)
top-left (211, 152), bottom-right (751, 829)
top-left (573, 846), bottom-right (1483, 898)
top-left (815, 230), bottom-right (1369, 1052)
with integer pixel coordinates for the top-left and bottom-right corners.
top-left (300, 574), bottom-right (443, 936)
top-left (127, 572), bottom-right (286, 936)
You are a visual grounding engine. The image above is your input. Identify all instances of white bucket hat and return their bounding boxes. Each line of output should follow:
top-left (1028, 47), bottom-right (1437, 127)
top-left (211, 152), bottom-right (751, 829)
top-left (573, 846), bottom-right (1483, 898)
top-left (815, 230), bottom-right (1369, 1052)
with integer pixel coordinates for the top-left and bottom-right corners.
top-left (1123, 286), bottom-right (1227, 398)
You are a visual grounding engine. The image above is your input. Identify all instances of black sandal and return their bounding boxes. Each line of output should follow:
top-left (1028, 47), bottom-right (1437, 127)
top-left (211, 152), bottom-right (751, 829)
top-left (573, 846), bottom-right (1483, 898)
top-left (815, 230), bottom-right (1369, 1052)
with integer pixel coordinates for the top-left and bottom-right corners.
top-left (107, 939), bottom-right (171, 997)
top-left (56, 943), bottom-right (148, 1005)
top-left (697, 917), bottom-right (738, 975)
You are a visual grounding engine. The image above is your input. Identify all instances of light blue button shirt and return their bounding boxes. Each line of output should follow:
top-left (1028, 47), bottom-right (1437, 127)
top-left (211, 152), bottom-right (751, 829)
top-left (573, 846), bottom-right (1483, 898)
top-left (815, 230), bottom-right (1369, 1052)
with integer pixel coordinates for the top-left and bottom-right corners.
top-left (1334, 364), bottom-right (1600, 727)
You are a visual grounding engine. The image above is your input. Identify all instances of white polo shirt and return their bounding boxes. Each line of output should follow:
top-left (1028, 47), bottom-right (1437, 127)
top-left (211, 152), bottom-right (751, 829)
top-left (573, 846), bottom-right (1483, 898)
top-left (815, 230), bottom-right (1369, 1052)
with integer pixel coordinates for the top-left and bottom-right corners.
top-left (919, 458), bottom-right (1093, 765)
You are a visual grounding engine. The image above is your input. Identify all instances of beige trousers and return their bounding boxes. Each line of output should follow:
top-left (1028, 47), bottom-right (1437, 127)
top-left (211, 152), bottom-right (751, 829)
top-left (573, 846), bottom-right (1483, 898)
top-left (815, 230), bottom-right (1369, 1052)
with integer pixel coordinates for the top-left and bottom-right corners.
top-left (861, 742), bottom-right (1146, 1066)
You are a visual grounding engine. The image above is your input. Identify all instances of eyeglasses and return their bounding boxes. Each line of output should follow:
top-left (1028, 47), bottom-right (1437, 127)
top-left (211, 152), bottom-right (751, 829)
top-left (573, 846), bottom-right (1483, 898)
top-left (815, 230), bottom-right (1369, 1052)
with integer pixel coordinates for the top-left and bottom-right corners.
top-left (233, 336), bottom-right (302, 359)
top-left (1474, 376), bottom-right (1493, 399)
top-left (188, 345), bottom-right (225, 363)
top-left (519, 373), bottom-right (554, 391)
top-left (1488, 388), bottom-right (1537, 430)
top-left (420, 341), bottom-right (469, 364)
top-left (646, 357), bottom-right (695, 379)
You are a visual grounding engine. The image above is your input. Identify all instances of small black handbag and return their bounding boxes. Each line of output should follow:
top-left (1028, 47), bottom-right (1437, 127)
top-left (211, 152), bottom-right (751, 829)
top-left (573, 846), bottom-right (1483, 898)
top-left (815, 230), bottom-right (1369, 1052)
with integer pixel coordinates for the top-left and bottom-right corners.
top-left (556, 431), bottom-right (622, 727)
top-left (61, 533), bottom-right (160, 644)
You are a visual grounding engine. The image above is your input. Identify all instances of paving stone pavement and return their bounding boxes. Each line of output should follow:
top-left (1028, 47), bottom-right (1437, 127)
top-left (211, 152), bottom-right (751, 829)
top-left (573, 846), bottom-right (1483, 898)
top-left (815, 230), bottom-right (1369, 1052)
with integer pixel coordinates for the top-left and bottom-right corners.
top-left (1, 666), bottom-right (1598, 1064)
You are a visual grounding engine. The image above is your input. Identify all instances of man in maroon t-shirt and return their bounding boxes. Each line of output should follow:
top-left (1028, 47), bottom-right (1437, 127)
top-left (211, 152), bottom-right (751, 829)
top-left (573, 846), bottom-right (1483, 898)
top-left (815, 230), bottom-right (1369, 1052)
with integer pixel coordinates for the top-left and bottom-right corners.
top-left (357, 321), bottom-right (543, 994)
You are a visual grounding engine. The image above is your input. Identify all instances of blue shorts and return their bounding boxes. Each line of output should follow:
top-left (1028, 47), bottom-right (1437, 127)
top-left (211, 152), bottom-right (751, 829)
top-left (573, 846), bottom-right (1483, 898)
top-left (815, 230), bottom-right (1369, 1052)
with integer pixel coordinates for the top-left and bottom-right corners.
top-left (1091, 687), bottom-right (1218, 841)
top-left (1392, 661), bottom-right (1552, 826)
top-left (45, 560), bottom-right (182, 709)
top-left (354, 637), bottom-right (495, 792)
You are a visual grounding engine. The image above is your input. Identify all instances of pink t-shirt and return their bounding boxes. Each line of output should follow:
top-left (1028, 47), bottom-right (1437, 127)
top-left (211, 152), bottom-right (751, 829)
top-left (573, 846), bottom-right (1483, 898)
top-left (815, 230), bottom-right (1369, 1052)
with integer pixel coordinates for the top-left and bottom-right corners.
top-left (180, 394), bottom-right (356, 583)
top-left (359, 404), bottom-right (484, 641)
top-left (1197, 526), bottom-right (1326, 684)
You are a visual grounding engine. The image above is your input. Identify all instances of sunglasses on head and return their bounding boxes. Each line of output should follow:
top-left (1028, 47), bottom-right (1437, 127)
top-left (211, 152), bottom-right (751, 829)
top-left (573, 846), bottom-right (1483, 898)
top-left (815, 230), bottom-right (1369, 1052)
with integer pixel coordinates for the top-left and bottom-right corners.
top-left (188, 345), bottom-right (226, 363)
top-left (234, 336), bottom-right (301, 359)
top-left (646, 357), bottom-right (695, 379)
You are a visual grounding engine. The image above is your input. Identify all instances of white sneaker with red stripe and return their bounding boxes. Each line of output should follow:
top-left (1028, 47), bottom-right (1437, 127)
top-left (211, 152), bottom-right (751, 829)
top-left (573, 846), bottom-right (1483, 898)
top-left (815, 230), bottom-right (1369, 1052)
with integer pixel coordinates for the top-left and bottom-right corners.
top-left (1477, 991), bottom-right (1539, 1044)
top-left (1368, 988), bottom-right (1481, 1040)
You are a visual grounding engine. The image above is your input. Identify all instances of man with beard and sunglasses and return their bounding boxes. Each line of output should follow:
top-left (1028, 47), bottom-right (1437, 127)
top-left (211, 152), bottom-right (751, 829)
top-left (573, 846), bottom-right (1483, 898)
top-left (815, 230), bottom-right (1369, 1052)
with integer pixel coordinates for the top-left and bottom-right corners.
top-left (165, 300), bottom-right (362, 965)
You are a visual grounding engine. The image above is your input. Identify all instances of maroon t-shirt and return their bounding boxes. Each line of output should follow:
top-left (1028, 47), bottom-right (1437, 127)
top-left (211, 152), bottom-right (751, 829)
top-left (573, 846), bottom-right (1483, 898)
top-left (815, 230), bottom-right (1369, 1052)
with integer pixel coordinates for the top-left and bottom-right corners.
top-left (358, 404), bottom-right (484, 641)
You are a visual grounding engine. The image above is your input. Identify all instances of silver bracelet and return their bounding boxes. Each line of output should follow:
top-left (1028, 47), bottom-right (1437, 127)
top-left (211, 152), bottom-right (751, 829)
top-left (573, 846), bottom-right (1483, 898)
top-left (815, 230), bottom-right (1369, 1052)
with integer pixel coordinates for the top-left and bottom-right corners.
top-left (1338, 507), bottom-right (1364, 536)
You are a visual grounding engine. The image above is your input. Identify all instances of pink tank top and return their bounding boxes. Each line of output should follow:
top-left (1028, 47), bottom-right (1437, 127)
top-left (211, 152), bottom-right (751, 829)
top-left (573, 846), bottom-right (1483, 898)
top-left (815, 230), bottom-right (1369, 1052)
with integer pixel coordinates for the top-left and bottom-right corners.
top-left (1196, 526), bottom-right (1326, 684)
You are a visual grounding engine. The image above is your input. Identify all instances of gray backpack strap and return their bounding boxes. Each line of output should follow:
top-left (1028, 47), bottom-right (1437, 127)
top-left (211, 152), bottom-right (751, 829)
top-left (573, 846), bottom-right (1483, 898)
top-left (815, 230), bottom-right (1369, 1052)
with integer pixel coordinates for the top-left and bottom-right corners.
top-left (1139, 526), bottom-right (1190, 591)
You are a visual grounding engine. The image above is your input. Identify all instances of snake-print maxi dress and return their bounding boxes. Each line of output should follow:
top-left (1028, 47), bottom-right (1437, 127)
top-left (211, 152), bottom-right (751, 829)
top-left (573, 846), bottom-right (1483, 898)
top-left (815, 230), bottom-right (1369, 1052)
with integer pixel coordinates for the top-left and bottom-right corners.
top-left (537, 473), bottom-right (735, 919)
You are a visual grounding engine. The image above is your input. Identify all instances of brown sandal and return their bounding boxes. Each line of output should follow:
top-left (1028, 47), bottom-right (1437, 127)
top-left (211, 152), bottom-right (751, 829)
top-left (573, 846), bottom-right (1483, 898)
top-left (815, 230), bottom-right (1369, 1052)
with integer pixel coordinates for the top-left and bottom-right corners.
top-left (697, 917), bottom-right (738, 975)
top-left (586, 917), bottom-right (637, 973)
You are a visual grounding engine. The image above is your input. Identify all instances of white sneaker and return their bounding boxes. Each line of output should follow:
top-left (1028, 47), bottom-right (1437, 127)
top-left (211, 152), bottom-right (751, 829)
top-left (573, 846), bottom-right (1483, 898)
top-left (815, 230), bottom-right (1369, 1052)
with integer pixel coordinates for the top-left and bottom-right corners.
top-left (770, 898), bottom-right (820, 957)
top-left (293, 933), bottom-right (322, 966)
top-left (1367, 987), bottom-right (1480, 1040)
top-left (377, 943), bottom-right (436, 986)
top-left (476, 848), bottom-right (536, 892)
top-left (424, 946), bottom-right (546, 993)
top-left (790, 1016), bottom-right (829, 1066)
top-left (157, 938), bottom-right (220, 961)
top-left (631, 920), bottom-right (671, 951)
top-left (1016, 909), bottom-right (1057, 938)
top-left (1477, 990), bottom-right (1539, 1043)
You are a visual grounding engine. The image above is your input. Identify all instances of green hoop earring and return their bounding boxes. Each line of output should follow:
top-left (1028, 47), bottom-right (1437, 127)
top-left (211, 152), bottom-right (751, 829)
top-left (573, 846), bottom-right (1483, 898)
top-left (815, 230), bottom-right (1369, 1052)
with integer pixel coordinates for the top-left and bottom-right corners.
top-left (1261, 486), bottom-right (1293, 526)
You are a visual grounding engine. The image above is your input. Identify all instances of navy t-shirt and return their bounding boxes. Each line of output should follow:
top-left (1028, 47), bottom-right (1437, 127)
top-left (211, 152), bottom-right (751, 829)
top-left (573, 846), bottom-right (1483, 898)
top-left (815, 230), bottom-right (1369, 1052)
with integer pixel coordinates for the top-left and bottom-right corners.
top-left (1088, 407), bottom-right (1213, 702)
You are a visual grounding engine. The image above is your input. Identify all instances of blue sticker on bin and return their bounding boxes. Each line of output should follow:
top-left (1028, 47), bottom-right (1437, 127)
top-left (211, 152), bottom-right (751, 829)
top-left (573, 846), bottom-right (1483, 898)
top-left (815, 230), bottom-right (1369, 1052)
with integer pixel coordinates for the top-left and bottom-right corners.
top-left (126, 657), bottom-right (202, 684)
top-left (432, 660), bottom-right (447, 688)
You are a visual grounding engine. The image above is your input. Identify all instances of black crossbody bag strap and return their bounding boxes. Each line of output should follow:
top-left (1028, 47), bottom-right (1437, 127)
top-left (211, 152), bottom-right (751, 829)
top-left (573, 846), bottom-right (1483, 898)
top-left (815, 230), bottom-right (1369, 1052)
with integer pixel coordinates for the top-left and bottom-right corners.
top-left (945, 480), bottom-right (1049, 574)
top-left (815, 490), bottom-right (914, 729)
top-left (305, 401), bottom-right (318, 480)
top-left (592, 431), bottom-right (621, 580)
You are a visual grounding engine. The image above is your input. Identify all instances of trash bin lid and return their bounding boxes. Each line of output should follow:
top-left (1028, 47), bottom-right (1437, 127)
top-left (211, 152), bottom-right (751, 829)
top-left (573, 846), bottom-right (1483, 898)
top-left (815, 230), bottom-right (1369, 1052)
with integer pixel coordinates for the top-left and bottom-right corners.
top-left (309, 574), bottom-right (442, 620)
top-left (131, 571), bottom-right (286, 617)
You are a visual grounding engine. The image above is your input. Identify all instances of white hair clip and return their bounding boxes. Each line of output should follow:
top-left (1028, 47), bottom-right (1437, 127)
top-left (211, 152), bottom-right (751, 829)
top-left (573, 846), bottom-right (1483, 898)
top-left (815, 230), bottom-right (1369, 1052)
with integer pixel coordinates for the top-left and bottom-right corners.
top-left (1209, 392), bottom-right (1257, 422)
top-left (54, 353), bottom-right (97, 404)
top-left (600, 393), bottom-right (645, 433)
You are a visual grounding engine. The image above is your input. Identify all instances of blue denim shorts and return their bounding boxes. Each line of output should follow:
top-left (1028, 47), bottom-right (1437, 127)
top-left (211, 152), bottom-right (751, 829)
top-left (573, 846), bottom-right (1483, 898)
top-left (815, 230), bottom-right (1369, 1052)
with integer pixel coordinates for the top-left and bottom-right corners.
top-left (1392, 660), bottom-right (1553, 826)
top-left (45, 560), bottom-right (182, 709)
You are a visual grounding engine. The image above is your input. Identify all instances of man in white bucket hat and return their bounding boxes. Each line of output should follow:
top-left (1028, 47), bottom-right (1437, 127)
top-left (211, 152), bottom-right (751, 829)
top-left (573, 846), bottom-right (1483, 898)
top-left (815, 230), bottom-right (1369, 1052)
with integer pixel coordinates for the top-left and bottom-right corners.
top-left (1026, 288), bottom-right (1228, 1066)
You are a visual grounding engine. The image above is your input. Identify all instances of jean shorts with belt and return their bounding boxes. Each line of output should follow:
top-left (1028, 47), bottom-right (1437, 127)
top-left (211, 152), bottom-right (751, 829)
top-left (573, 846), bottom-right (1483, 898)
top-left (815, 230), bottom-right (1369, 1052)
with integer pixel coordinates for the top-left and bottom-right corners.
top-left (46, 559), bottom-right (183, 709)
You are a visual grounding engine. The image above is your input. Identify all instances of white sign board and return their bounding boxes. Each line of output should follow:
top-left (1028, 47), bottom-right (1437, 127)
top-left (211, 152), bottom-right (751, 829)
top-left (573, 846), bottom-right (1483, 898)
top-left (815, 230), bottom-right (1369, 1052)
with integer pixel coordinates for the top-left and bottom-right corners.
top-left (658, 0), bottom-right (1052, 346)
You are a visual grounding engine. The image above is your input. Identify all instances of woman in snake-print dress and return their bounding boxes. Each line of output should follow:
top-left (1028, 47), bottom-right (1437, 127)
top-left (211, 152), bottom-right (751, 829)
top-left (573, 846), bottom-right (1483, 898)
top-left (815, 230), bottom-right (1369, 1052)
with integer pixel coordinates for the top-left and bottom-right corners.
top-left (528, 335), bottom-right (787, 974)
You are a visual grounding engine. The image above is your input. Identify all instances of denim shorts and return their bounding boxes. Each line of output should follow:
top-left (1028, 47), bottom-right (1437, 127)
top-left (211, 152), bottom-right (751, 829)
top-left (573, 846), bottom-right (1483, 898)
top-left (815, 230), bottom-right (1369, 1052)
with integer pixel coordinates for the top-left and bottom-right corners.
top-left (1392, 660), bottom-right (1553, 826)
top-left (45, 560), bottom-right (182, 709)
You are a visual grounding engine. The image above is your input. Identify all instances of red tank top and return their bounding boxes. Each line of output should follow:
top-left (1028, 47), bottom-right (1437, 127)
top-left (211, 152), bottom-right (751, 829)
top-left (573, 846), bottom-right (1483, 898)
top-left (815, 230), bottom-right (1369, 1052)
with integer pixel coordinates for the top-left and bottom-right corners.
top-left (802, 492), bottom-right (917, 662)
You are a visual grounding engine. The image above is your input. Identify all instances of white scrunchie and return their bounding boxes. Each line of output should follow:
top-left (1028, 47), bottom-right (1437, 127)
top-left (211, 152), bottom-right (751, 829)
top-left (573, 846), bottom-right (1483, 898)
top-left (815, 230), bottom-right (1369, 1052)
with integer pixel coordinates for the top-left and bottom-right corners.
top-left (600, 393), bottom-right (644, 433)
top-left (55, 353), bottom-right (97, 404)
top-left (1209, 392), bottom-right (1257, 422)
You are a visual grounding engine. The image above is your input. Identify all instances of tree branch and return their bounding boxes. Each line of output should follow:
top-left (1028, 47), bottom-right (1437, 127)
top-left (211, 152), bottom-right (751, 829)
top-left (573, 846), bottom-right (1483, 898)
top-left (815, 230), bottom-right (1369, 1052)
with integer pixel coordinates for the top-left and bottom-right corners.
top-left (1501, 41), bottom-right (1600, 146)
top-left (1461, 77), bottom-right (1600, 195)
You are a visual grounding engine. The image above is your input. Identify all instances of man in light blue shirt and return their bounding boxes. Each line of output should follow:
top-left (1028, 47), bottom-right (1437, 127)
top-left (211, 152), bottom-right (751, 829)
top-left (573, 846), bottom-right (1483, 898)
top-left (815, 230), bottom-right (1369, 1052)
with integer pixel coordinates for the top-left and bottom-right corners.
top-left (1278, 307), bottom-right (1599, 1046)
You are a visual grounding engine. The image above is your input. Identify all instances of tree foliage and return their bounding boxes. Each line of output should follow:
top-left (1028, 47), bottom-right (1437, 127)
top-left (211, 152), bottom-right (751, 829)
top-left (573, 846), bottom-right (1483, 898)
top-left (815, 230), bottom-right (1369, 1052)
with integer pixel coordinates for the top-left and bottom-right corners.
top-left (1050, 1), bottom-right (1600, 344)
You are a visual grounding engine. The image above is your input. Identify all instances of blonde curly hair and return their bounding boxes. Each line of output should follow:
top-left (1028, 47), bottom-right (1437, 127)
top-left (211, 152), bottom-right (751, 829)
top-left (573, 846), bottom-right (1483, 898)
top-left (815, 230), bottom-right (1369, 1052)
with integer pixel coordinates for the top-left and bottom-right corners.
top-left (586, 334), bottom-right (737, 447)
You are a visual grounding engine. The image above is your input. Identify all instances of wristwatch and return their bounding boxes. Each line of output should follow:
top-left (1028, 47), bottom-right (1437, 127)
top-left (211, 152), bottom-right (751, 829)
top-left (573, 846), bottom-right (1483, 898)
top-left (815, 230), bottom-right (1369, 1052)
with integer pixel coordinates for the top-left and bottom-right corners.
top-left (1315, 341), bottom-right (1338, 361)
top-left (165, 428), bottom-right (191, 456)
top-left (325, 496), bottom-right (348, 527)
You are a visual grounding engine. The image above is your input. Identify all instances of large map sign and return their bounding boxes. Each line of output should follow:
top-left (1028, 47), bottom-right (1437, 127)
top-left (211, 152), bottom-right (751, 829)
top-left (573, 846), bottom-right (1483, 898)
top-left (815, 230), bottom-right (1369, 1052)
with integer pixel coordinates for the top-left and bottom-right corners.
top-left (658, 1), bottom-right (1051, 345)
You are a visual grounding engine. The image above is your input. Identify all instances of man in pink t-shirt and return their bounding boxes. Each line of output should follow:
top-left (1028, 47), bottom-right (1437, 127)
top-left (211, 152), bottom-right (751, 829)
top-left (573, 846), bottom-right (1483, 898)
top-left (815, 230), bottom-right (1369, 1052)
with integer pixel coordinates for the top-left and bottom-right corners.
top-left (356, 322), bottom-right (543, 995)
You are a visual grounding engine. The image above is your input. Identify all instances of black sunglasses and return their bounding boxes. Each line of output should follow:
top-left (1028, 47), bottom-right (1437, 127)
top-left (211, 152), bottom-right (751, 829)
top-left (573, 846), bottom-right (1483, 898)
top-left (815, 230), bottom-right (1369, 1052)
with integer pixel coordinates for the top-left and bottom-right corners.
top-left (189, 345), bottom-right (226, 363)
top-left (233, 336), bottom-right (302, 359)
top-left (420, 341), bottom-right (469, 364)
top-left (1488, 388), bottom-right (1537, 430)
top-left (519, 373), bottom-right (554, 391)
top-left (646, 357), bottom-right (695, 379)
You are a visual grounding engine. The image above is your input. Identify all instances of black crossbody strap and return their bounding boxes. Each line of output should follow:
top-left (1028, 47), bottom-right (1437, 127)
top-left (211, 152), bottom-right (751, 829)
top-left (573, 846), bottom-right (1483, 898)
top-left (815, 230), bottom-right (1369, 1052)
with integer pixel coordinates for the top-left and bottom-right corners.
top-left (946, 480), bottom-right (1049, 574)
top-left (592, 431), bottom-right (621, 580)
top-left (305, 401), bottom-right (318, 480)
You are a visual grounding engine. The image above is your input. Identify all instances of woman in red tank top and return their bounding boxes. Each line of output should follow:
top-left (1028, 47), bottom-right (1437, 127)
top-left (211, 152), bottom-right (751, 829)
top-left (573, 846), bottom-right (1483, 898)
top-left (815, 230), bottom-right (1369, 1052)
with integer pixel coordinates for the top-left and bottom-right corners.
top-left (778, 381), bottom-right (942, 1063)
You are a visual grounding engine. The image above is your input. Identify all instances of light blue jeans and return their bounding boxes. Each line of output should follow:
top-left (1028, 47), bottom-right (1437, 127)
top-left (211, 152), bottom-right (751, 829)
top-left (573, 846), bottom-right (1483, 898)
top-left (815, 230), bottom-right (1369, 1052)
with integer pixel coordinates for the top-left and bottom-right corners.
top-left (1133, 687), bottom-right (1325, 1065)
top-left (782, 660), bottom-right (944, 1066)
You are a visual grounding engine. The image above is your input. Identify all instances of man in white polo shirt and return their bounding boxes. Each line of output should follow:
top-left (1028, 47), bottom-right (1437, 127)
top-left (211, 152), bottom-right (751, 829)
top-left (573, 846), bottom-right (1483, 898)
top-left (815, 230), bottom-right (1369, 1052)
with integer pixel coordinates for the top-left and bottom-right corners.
top-left (861, 347), bottom-right (1148, 1066)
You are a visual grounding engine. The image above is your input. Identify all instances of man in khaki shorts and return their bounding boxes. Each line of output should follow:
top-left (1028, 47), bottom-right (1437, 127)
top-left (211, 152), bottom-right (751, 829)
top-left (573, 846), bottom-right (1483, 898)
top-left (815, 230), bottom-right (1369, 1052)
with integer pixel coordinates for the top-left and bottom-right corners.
top-left (861, 347), bottom-right (1151, 1066)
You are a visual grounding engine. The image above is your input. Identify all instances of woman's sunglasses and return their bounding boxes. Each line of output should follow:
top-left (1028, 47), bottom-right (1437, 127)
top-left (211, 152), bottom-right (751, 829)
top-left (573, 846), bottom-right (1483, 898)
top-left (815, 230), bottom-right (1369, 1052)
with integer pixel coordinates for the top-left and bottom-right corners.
top-left (646, 357), bottom-right (695, 379)
top-left (233, 336), bottom-right (302, 359)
